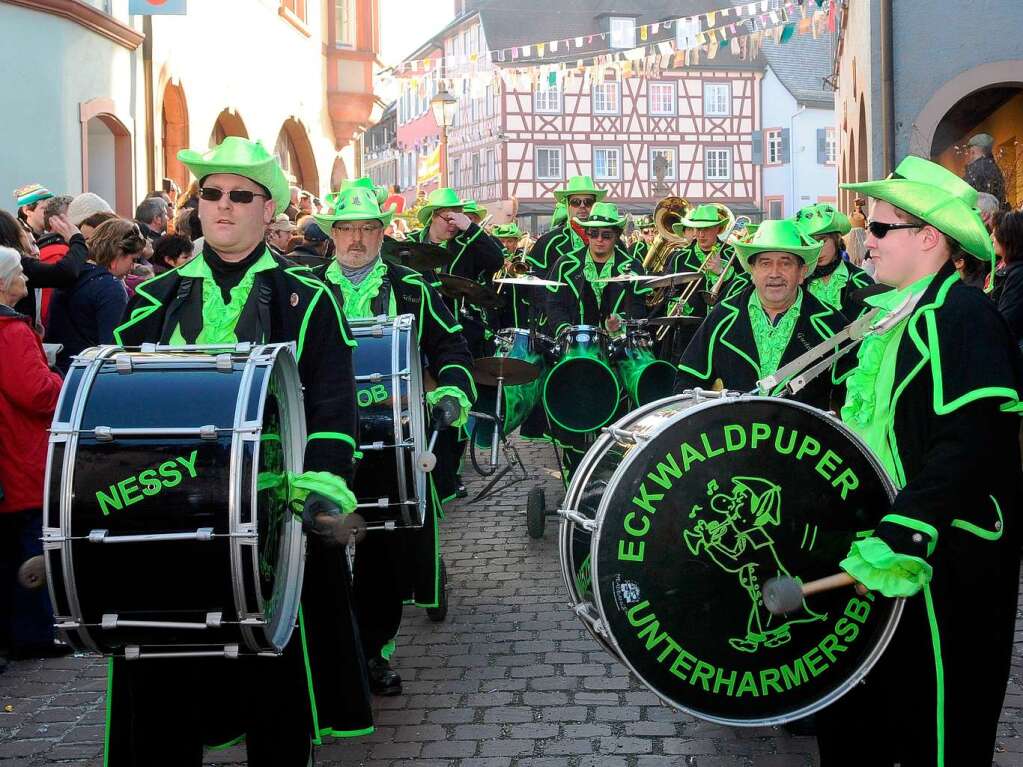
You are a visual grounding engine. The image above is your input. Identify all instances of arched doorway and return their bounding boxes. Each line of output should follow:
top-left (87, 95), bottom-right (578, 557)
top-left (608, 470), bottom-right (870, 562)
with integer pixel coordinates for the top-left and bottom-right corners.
top-left (210, 109), bottom-right (248, 148)
top-left (162, 81), bottom-right (189, 193)
top-left (80, 98), bottom-right (133, 216)
top-left (275, 118), bottom-right (319, 192)
top-left (330, 155), bottom-right (348, 192)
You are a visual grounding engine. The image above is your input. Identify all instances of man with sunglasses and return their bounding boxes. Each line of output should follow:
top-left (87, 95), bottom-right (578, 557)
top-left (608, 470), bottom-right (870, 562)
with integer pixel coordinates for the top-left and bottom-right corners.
top-left (545, 202), bottom-right (651, 478)
top-left (312, 184), bottom-right (474, 699)
top-left (812, 156), bottom-right (1023, 766)
top-left (109, 137), bottom-right (372, 766)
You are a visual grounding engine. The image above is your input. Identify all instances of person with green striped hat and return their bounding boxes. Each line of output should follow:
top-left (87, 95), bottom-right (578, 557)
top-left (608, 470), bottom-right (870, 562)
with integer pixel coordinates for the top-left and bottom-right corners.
top-left (812, 155), bottom-right (1023, 767)
top-left (673, 218), bottom-right (850, 410)
top-left (13, 183), bottom-right (54, 241)
top-left (795, 202), bottom-right (873, 314)
top-left (312, 184), bottom-right (474, 699)
top-left (109, 136), bottom-right (373, 765)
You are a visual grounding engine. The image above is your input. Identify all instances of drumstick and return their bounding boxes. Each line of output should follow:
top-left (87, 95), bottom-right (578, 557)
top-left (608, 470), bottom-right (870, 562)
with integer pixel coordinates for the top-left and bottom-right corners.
top-left (762, 572), bottom-right (857, 615)
top-left (17, 555), bottom-right (47, 591)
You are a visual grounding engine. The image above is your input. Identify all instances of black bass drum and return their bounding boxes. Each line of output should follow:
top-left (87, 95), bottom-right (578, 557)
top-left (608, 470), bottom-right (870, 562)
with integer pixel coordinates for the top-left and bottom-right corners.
top-left (560, 389), bottom-right (902, 725)
top-left (44, 342), bottom-right (306, 659)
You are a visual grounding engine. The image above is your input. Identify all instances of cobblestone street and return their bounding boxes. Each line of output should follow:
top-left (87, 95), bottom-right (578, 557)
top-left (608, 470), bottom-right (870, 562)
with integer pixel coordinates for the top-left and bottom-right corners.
top-left (2, 437), bottom-right (1022, 766)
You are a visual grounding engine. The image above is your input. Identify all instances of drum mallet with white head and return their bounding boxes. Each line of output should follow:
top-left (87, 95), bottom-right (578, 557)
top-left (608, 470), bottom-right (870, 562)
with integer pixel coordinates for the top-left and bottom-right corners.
top-left (762, 572), bottom-right (857, 615)
top-left (416, 398), bottom-right (461, 472)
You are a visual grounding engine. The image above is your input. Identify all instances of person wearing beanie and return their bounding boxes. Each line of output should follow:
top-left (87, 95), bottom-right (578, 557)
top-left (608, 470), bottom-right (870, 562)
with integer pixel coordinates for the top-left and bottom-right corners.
top-left (13, 183), bottom-right (54, 238)
top-left (67, 192), bottom-right (113, 228)
top-left (813, 156), bottom-right (1023, 766)
top-left (963, 132), bottom-right (1006, 207)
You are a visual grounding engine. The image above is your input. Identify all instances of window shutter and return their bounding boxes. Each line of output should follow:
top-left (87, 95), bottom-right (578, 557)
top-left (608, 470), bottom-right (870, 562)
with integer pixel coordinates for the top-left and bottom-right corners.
top-left (817, 128), bottom-right (828, 164)
top-left (751, 130), bottom-right (763, 165)
top-left (780, 129), bottom-right (791, 164)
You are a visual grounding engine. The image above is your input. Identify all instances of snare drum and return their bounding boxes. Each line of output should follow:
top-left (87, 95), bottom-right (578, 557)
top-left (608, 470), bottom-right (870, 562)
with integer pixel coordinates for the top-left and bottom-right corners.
top-left (45, 343), bottom-right (306, 659)
top-left (560, 390), bottom-right (902, 725)
top-left (348, 314), bottom-right (428, 530)
top-left (543, 325), bottom-right (620, 433)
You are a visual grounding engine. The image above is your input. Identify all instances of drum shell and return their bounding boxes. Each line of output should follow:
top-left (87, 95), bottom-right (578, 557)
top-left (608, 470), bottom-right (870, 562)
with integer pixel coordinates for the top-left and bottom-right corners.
top-left (543, 326), bottom-right (620, 433)
top-left (613, 339), bottom-right (676, 407)
top-left (472, 329), bottom-right (543, 448)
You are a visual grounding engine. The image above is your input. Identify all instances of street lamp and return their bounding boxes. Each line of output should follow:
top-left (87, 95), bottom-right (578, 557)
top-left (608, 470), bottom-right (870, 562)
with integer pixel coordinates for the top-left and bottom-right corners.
top-left (431, 83), bottom-right (459, 188)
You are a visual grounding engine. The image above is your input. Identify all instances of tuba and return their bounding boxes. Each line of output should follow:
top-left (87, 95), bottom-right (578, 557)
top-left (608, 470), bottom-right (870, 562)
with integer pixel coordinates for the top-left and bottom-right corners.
top-left (642, 196), bottom-right (691, 274)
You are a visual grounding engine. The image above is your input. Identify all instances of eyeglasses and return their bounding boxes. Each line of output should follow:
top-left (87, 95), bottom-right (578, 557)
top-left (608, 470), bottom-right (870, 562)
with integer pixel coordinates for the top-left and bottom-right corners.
top-left (866, 220), bottom-right (923, 239)
top-left (590, 230), bottom-right (617, 241)
top-left (568, 197), bottom-right (595, 207)
top-left (199, 187), bottom-right (269, 204)
top-left (334, 223), bottom-right (384, 236)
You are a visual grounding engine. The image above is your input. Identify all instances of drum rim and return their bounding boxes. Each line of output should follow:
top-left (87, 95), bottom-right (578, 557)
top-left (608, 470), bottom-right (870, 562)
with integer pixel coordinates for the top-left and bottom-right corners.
top-left (587, 392), bottom-right (904, 727)
top-left (543, 345), bottom-right (621, 434)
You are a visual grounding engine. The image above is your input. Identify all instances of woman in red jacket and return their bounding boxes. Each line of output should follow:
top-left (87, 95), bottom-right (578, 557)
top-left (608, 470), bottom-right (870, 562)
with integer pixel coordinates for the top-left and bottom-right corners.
top-left (0, 245), bottom-right (66, 672)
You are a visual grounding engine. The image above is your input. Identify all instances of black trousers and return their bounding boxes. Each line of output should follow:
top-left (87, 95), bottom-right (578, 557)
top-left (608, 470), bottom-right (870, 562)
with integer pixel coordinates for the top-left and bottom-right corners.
top-left (0, 508), bottom-right (54, 652)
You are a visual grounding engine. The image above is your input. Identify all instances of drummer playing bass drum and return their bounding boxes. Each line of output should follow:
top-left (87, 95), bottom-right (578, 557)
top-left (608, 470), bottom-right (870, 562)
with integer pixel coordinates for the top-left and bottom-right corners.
top-left (313, 183), bottom-right (475, 698)
top-left (545, 202), bottom-right (651, 480)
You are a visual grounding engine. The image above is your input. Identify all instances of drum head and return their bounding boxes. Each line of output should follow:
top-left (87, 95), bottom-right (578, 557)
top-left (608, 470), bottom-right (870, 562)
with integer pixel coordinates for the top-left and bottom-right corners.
top-left (591, 396), bottom-right (900, 725)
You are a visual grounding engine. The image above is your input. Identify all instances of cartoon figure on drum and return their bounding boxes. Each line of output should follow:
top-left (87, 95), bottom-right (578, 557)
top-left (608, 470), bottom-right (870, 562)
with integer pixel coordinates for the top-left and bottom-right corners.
top-left (107, 137), bottom-right (370, 765)
top-left (814, 156), bottom-right (1023, 765)
top-left (313, 181), bottom-right (474, 697)
top-left (674, 219), bottom-right (851, 411)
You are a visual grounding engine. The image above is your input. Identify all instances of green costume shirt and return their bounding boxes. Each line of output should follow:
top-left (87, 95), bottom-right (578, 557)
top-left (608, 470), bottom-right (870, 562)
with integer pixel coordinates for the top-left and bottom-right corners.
top-left (582, 252), bottom-right (615, 308)
top-left (324, 258), bottom-right (396, 319)
top-left (807, 260), bottom-right (852, 311)
top-left (747, 290), bottom-right (803, 378)
top-left (841, 274), bottom-right (936, 484)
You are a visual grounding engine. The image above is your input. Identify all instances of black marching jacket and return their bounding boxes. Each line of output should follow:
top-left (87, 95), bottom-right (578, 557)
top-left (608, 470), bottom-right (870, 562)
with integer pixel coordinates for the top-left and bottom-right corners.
top-left (545, 244), bottom-right (650, 335)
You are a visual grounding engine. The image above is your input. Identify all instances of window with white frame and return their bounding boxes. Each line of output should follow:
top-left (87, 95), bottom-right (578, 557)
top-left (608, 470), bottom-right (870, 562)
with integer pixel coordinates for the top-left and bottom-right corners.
top-left (486, 148), bottom-right (496, 182)
top-left (705, 147), bottom-right (731, 180)
top-left (593, 80), bottom-right (620, 115)
top-left (649, 147), bottom-right (676, 180)
top-left (766, 129), bottom-right (783, 165)
top-left (610, 17), bottom-right (636, 49)
top-left (825, 127), bottom-right (838, 164)
top-left (472, 153), bottom-right (481, 186)
top-left (451, 157), bottom-right (461, 189)
top-left (594, 147), bottom-right (621, 180)
top-left (534, 84), bottom-right (561, 114)
top-left (648, 82), bottom-right (676, 116)
top-left (536, 147), bottom-right (562, 180)
top-left (703, 83), bottom-right (731, 117)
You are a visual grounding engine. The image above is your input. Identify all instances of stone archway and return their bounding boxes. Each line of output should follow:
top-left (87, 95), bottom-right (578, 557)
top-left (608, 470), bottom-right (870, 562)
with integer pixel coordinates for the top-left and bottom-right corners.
top-left (80, 98), bottom-right (133, 216)
top-left (210, 108), bottom-right (248, 147)
top-left (161, 81), bottom-right (189, 193)
top-left (330, 155), bottom-right (349, 192)
top-left (275, 118), bottom-right (319, 192)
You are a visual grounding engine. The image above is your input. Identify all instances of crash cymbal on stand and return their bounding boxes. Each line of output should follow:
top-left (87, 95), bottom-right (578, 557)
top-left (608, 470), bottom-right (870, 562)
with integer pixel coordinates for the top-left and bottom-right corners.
top-left (494, 274), bottom-right (565, 287)
top-left (644, 271), bottom-right (703, 289)
top-left (436, 273), bottom-right (505, 310)
top-left (381, 238), bottom-right (453, 271)
top-left (473, 356), bottom-right (540, 386)
top-left (645, 315), bottom-right (704, 328)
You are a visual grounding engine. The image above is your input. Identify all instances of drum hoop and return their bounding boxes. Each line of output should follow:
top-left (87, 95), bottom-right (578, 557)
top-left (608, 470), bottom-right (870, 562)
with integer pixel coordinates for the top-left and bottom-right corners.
top-left (231, 343), bottom-right (306, 654)
top-left (588, 393), bottom-right (904, 727)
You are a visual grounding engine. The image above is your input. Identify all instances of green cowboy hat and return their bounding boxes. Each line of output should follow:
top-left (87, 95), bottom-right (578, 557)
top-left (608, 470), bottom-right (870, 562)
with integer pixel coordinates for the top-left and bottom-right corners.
top-left (794, 203), bottom-right (852, 237)
top-left (461, 199), bottom-right (487, 219)
top-left (491, 222), bottom-right (524, 239)
top-left (178, 136), bottom-right (290, 216)
top-left (314, 186), bottom-right (393, 236)
top-left (553, 175), bottom-right (607, 205)
top-left (574, 201), bottom-right (626, 229)
top-left (416, 187), bottom-right (465, 226)
top-left (325, 177), bottom-right (387, 210)
top-left (634, 215), bottom-right (655, 229)
top-left (842, 155), bottom-right (992, 262)
top-left (551, 202), bottom-right (568, 228)
top-left (674, 203), bottom-right (734, 234)
top-left (733, 219), bottom-right (823, 275)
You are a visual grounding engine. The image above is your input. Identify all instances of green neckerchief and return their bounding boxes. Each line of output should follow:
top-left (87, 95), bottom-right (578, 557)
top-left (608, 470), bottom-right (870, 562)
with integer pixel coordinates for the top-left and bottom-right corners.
top-left (840, 273), bottom-right (936, 485)
top-left (807, 260), bottom-right (850, 311)
top-left (747, 289), bottom-right (803, 378)
top-left (170, 248), bottom-right (277, 345)
top-left (324, 258), bottom-right (392, 320)
top-left (583, 251), bottom-right (615, 307)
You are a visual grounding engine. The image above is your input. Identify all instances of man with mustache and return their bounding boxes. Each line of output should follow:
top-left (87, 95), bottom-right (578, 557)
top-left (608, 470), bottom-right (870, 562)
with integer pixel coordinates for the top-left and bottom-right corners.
top-left (313, 183), bottom-right (474, 698)
top-left (672, 218), bottom-right (849, 411)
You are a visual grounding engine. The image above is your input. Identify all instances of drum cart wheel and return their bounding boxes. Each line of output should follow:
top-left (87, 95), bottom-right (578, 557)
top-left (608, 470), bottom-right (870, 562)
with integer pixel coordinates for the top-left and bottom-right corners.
top-left (426, 558), bottom-right (448, 622)
top-left (526, 487), bottom-right (546, 539)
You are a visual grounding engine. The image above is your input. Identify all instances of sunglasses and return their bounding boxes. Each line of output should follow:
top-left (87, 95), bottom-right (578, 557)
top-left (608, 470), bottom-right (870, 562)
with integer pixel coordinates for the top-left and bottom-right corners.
top-left (199, 187), bottom-right (269, 204)
top-left (590, 230), bottom-right (617, 241)
top-left (866, 220), bottom-right (923, 239)
top-left (568, 197), bottom-right (595, 207)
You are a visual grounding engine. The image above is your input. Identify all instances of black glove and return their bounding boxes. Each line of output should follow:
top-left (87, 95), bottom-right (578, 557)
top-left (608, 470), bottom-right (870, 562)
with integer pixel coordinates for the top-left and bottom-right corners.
top-left (432, 395), bottom-right (461, 429)
top-left (301, 491), bottom-right (343, 546)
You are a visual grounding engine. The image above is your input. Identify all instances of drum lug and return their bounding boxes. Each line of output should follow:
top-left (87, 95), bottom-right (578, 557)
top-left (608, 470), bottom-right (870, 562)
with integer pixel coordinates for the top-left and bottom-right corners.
top-left (573, 603), bottom-right (609, 638)
top-left (88, 529), bottom-right (109, 543)
top-left (355, 373), bottom-right (384, 383)
top-left (200, 425), bottom-right (218, 440)
top-left (115, 355), bottom-right (133, 374)
top-left (43, 527), bottom-right (63, 547)
top-left (605, 426), bottom-right (644, 445)
top-left (54, 620), bottom-right (80, 630)
top-left (558, 509), bottom-right (595, 532)
top-left (124, 646), bottom-right (141, 661)
top-left (205, 612), bottom-right (223, 628)
top-left (94, 426), bottom-right (113, 442)
top-left (215, 354), bottom-right (234, 372)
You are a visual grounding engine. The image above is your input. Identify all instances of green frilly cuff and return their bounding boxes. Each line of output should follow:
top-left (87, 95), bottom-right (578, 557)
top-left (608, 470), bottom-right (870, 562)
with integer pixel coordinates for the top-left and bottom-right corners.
top-left (427, 385), bottom-right (471, 428)
top-left (257, 470), bottom-right (357, 515)
top-left (840, 537), bottom-right (933, 598)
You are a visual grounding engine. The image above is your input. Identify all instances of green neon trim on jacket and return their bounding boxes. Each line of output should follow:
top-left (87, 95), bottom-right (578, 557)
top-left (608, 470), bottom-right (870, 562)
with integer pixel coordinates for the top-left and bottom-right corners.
top-left (880, 513), bottom-right (938, 557)
top-left (207, 735), bottom-right (246, 751)
top-left (287, 265), bottom-right (357, 348)
top-left (320, 726), bottom-right (375, 739)
top-left (437, 362), bottom-right (478, 400)
top-left (103, 657), bottom-right (113, 767)
top-left (398, 272), bottom-right (462, 340)
top-left (295, 289), bottom-right (323, 361)
top-left (951, 494), bottom-right (1004, 541)
top-left (427, 386), bottom-right (472, 428)
top-left (924, 583), bottom-right (946, 767)
top-left (380, 638), bottom-right (396, 661)
top-left (411, 479), bottom-right (443, 608)
top-left (676, 298), bottom-right (741, 382)
top-left (112, 266), bottom-right (181, 345)
top-left (307, 431), bottom-right (357, 451)
top-left (298, 605), bottom-right (323, 746)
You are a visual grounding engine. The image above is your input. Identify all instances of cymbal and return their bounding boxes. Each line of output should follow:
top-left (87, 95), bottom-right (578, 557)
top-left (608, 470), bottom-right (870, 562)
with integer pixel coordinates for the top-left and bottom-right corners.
top-left (645, 315), bottom-right (704, 328)
top-left (436, 273), bottom-right (505, 310)
top-left (644, 271), bottom-right (703, 289)
top-left (592, 272), bottom-right (650, 283)
top-left (473, 356), bottom-right (540, 386)
top-left (381, 237), bottom-right (453, 271)
top-left (494, 274), bottom-right (564, 287)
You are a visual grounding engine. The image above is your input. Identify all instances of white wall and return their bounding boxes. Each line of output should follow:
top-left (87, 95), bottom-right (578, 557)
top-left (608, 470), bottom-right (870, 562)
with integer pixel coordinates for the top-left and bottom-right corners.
top-left (761, 67), bottom-right (837, 219)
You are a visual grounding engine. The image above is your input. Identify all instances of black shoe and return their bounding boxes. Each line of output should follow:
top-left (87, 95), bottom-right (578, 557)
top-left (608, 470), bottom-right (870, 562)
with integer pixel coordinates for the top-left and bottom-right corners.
top-left (367, 658), bottom-right (402, 696)
top-left (454, 474), bottom-right (468, 498)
